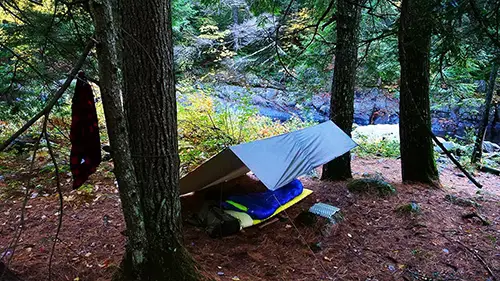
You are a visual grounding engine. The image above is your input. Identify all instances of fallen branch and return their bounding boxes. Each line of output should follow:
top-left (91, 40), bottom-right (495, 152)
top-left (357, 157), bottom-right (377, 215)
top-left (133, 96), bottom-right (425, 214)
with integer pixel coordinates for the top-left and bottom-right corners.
top-left (0, 39), bottom-right (94, 152)
top-left (462, 212), bottom-right (491, 226)
top-left (479, 165), bottom-right (500, 176)
top-left (455, 240), bottom-right (497, 281)
top-left (258, 217), bottom-right (280, 229)
top-left (430, 133), bottom-right (483, 188)
top-left (439, 233), bottom-right (497, 281)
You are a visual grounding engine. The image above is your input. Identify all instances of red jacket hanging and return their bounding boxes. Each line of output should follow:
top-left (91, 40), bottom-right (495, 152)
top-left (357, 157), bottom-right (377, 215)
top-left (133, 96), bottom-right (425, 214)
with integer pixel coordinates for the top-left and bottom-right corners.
top-left (70, 72), bottom-right (101, 189)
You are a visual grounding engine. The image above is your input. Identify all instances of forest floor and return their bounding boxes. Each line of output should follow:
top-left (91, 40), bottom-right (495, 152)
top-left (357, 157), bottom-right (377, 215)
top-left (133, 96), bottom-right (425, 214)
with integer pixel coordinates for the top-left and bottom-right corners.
top-left (0, 154), bottom-right (499, 281)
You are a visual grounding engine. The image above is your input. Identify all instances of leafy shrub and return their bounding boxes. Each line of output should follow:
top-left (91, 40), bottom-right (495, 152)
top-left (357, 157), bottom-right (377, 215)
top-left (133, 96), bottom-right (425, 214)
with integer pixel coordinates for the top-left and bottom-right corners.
top-left (352, 134), bottom-right (400, 158)
top-left (177, 82), bottom-right (314, 175)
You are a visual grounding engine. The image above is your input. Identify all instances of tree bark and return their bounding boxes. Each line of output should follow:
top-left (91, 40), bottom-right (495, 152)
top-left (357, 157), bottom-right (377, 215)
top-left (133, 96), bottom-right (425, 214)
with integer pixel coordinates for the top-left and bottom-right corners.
top-left (322, 0), bottom-right (362, 181)
top-left (119, 0), bottom-right (202, 280)
top-left (471, 62), bottom-right (498, 163)
top-left (398, 0), bottom-right (439, 184)
top-left (90, 0), bottom-right (150, 279)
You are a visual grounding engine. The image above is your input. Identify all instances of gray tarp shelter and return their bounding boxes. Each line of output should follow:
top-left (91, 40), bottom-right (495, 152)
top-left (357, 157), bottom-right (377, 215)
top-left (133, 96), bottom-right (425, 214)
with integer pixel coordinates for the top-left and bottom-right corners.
top-left (180, 121), bottom-right (357, 195)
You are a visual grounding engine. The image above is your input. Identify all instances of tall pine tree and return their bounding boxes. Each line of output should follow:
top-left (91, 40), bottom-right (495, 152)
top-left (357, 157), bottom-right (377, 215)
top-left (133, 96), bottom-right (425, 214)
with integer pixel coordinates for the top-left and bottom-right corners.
top-left (91, 0), bottom-right (202, 279)
top-left (322, 0), bottom-right (362, 181)
top-left (398, 0), bottom-right (439, 184)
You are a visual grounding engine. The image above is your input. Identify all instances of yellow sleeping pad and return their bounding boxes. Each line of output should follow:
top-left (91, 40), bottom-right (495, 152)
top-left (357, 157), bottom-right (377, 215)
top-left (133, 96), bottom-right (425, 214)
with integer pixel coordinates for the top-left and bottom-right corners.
top-left (224, 188), bottom-right (313, 228)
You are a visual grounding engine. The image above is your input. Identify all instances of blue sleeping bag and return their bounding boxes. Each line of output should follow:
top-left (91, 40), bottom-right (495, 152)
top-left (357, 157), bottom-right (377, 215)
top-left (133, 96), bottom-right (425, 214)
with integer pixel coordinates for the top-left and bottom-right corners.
top-left (221, 179), bottom-right (304, 220)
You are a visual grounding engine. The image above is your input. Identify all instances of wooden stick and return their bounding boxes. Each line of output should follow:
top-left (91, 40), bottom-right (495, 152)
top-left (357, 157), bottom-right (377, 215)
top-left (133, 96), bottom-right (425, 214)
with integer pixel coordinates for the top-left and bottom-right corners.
top-left (480, 165), bottom-right (500, 176)
top-left (259, 217), bottom-right (280, 229)
top-left (430, 133), bottom-right (483, 188)
top-left (441, 234), bottom-right (497, 281)
top-left (0, 40), bottom-right (94, 152)
top-left (455, 240), bottom-right (497, 281)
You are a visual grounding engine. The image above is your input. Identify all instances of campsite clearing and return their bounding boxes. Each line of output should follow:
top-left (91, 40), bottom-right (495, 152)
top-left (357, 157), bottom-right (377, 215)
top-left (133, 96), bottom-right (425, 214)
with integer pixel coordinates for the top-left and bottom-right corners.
top-left (0, 157), bottom-right (499, 281)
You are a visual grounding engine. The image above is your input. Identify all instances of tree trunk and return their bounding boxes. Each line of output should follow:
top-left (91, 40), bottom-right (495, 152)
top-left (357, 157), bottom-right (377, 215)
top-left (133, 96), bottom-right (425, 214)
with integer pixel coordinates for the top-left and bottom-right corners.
top-left (398, 0), bottom-right (439, 184)
top-left (90, 0), bottom-right (149, 278)
top-left (471, 62), bottom-right (498, 163)
top-left (322, 0), bottom-right (362, 181)
top-left (119, 0), bottom-right (202, 280)
top-left (92, 0), bottom-right (202, 279)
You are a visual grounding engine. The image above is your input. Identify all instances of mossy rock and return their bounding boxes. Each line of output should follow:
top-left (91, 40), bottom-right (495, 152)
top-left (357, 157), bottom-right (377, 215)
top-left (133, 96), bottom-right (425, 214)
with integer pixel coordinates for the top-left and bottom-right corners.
top-left (444, 194), bottom-right (481, 208)
top-left (347, 178), bottom-right (396, 196)
top-left (396, 202), bottom-right (421, 214)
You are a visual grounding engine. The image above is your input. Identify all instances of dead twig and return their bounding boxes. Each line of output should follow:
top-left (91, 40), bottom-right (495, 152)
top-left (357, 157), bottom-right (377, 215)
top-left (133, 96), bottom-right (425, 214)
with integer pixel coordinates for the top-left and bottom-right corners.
top-left (479, 165), bottom-right (500, 175)
top-left (431, 134), bottom-right (482, 188)
top-left (456, 240), bottom-right (497, 281)
top-left (44, 113), bottom-right (64, 281)
top-left (258, 217), bottom-right (280, 229)
top-left (0, 125), bottom-right (44, 281)
top-left (441, 235), bottom-right (498, 281)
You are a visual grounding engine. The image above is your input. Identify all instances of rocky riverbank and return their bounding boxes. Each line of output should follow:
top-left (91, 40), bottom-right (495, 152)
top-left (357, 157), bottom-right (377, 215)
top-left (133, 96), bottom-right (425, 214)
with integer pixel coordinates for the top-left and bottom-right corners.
top-left (205, 83), bottom-right (500, 144)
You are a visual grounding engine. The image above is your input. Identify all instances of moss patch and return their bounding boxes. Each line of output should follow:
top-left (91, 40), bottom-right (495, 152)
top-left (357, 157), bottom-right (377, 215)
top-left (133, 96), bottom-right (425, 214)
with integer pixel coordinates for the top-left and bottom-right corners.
top-left (347, 178), bottom-right (396, 197)
top-left (396, 202), bottom-right (421, 215)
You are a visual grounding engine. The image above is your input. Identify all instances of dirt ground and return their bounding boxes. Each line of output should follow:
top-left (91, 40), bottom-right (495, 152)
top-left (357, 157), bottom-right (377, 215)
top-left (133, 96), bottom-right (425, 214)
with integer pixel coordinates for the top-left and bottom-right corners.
top-left (0, 155), bottom-right (499, 281)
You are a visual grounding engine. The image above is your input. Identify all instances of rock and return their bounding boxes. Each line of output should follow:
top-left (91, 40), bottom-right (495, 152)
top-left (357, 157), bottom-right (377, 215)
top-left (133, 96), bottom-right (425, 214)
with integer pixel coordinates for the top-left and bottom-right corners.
top-left (433, 137), bottom-right (464, 154)
top-left (396, 202), bottom-right (421, 214)
top-left (184, 80), bottom-right (500, 145)
top-left (319, 104), bottom-right (329, 115)
top-left (444, 194), bottom-right (481, 208)
top-left (231, 14), bottom-right (276, 49)
top-left (312, 94), bottom-right (327, 109)
top-left (353, 88), bottom-right (399, 125)
top-left (483, 141), bottom-right (500, 153)
top-left (251, 95), bottom-right (271, 107)
top-left (347, 178), bottom-right (397, 196)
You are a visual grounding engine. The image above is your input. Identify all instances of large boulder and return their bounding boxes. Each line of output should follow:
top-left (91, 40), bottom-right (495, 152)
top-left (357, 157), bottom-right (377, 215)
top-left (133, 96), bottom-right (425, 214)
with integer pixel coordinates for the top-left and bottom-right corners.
top-left (483, 141), bottom-right (500, 153)
top-left (353, 88), bottom-right (399, 125)
top-left (231, 14), bottom-right (275, 49)
top-left (433, 137), bottom-right (466, 154)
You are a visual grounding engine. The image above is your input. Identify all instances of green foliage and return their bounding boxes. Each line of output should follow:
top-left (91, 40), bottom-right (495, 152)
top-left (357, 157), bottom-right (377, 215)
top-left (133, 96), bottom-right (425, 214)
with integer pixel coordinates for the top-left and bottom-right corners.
top-left (353, 134), bottom-right (400, 158)
top-left (0, 0), bottom-right (95, 125)
top-left (172, 0), bottom-right (197, 40)
top-left (177, 81), bottom-right (314, 175)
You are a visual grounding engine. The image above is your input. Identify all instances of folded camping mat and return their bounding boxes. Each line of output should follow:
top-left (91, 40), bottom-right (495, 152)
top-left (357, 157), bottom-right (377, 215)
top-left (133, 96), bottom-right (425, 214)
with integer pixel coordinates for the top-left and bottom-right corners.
top-left (221, 179), bottom-right (304, 220)
top-left (225, 188), bottom-right (313, 228)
